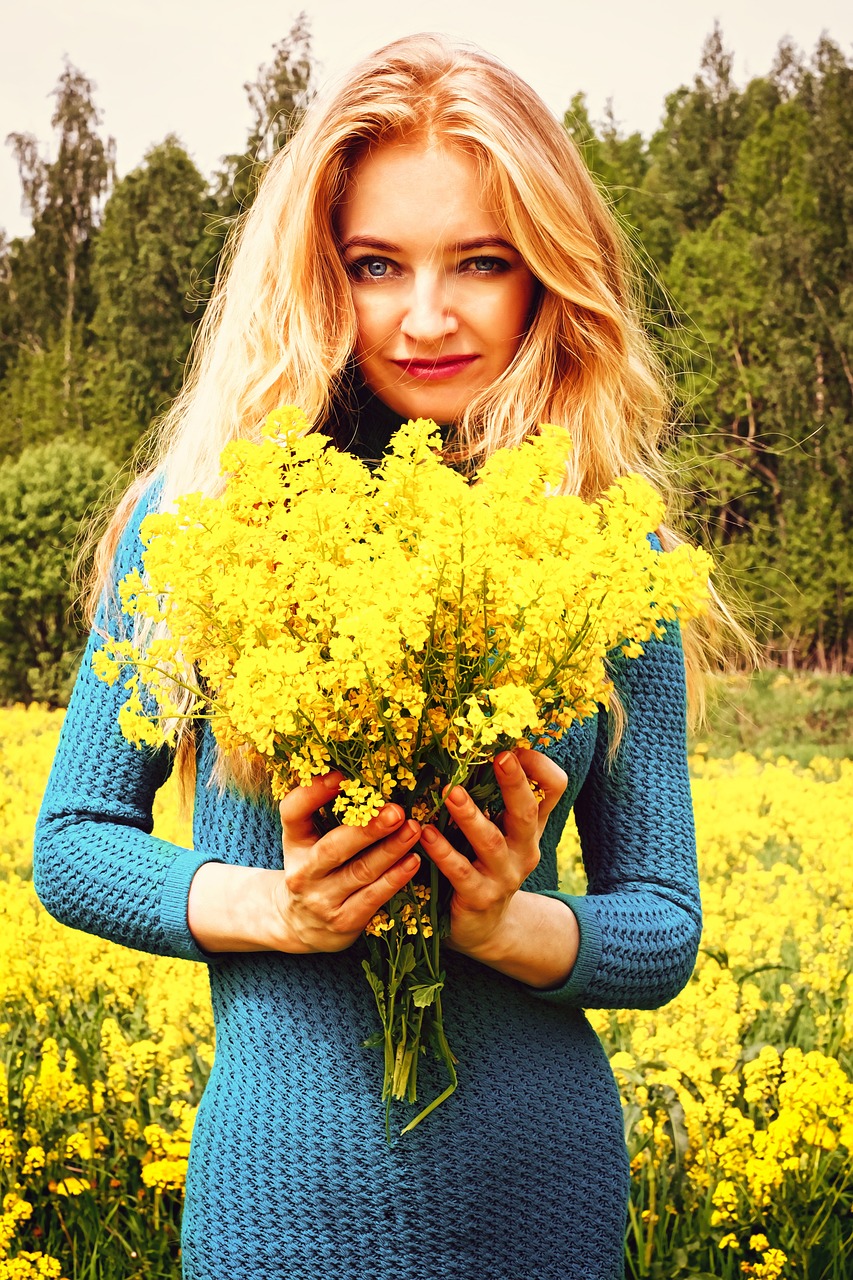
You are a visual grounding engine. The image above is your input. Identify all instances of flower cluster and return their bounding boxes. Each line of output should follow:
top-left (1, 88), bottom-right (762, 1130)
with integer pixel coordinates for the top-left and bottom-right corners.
top-left (561, 752), bottom-right (853, 1273)
top-left (2, 706), bottom-right (852, 1270)
top-left (93, 408), bottom-right (712, 825)
top-left (91, 408), bottom-right (711, 1134)
top-left (365, 884), bottom-right (433, 940)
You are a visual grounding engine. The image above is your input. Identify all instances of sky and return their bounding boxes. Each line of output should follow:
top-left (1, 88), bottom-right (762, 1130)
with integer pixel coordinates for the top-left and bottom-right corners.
top-left (2, 0), bottom-right (851, 240)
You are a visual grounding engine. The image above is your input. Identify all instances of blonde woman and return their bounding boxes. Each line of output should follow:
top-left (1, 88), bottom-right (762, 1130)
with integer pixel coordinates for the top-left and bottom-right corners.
top-left (36, 34), bottom-right (702, 1280)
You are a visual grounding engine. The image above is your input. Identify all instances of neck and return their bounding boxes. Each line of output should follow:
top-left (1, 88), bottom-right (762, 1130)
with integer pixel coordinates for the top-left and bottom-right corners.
top-left (326, 371), bottom-right (450, 466)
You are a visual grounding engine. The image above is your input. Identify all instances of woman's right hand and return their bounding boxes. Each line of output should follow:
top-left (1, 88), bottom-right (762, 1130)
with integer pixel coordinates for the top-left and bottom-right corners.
top-left (275, 772), bottom-right (422, 953)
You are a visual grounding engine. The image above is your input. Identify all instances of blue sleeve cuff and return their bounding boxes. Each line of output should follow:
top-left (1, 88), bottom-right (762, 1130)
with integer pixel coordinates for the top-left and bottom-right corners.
top-left (524, 891), bottom-right (603, 1006)
top-left (160, 846), bottom-right (225, 963)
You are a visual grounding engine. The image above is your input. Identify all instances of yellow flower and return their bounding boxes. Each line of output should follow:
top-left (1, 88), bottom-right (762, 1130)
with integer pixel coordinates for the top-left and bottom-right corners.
top-left (54, 414), bottom-right (717, 1138)
top-left (4, 702), bottom-right (852, 1246)
top-left (141, 1158), bottom-right (188, 1191)
top-left (365, 911), bottom-right (395, 937)
top-left (55, 1177), bottom-right (91, 1197)
top-left (609, 1052), bottom-right (636, 1073)
top-left (21, 1146), bottom-right (45, 1176)
top-left (752, 1247), bottom-right (788, 1280)
top-left (94, 409), bottom-right (712, 831)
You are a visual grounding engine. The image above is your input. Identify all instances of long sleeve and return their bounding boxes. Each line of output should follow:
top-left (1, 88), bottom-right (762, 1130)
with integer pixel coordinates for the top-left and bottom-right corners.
top-left (532, 619), bottom-right (702, 1009)
top-left (33, 485), bottom-right (219, 962)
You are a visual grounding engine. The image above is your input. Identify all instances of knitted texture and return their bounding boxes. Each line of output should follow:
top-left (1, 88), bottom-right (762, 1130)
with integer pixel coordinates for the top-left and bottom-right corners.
top-left (35, 490), bottom-right (702, 1280)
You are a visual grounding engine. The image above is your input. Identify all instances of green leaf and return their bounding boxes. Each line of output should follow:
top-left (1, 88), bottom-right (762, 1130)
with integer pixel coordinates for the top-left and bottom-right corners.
top-left (410, 980), bottom-right (444, 1008)
top-left (61, 1030), bottom-right (94, 1102)
top-left (361, 959), bottom-right (386, 1018)
top-left (388, 944), bottom-right (417, 997)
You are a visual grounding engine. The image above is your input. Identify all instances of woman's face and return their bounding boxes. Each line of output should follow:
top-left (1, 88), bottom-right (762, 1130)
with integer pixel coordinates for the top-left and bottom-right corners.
top-left (337, 141), bottom-right (538, 423)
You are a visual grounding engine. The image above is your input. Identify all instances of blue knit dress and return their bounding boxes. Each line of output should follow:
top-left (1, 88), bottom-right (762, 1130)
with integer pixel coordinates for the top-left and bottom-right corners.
top-left (35, 457), bottom-right (702, 1280)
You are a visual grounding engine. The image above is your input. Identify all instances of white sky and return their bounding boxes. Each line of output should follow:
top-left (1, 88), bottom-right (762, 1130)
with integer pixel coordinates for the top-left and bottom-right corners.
top-left (2, 0), bottom-right (851, 240)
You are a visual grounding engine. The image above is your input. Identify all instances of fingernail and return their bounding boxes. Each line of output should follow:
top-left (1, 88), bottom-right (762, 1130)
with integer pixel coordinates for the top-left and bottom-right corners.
top-left (404, 819), bottom-right (420, 838)
top-left (380, 806), bottom-right (401, 827)
top-left (324, 772), bottom-right (342, 788)
top-left (420, 826), bottom-right (438, 844)
top-left (495, 752), bottom-right (513, 771)
top-left (448, 787), bottom-right (465, 806)
top-left (402, 853), bottom-right (420, 870)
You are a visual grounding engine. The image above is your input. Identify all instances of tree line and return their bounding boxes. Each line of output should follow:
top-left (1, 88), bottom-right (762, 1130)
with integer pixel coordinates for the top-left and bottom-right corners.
top-left (0, 17), bottom-right (850, 702)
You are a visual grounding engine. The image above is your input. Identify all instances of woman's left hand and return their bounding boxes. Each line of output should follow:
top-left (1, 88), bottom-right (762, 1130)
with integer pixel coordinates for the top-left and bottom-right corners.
top-left (420, 748), bottom-right (568, 958)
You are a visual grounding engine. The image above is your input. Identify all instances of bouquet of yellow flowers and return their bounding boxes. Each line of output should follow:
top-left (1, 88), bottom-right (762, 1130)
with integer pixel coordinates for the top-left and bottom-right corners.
top-left (94, 407), bottom-right (711, 1136)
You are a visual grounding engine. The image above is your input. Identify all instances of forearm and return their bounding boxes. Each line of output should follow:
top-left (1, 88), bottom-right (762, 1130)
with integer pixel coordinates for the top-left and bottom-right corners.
top-left (566, 620), bottom-right (702, 1009)
top-left (450, 890), bottom-right (580, 989)
top-left (562, 887), bottom-right (701, 1008)
top-left (187, 863), bottom-right (311, 955)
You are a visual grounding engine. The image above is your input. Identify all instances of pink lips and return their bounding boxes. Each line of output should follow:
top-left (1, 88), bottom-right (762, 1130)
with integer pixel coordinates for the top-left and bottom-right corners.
top-left (393, 355), bottom-right (478, 381)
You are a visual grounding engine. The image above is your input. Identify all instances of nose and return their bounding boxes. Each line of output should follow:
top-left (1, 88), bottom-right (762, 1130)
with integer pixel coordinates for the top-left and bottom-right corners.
top-left (399, 270), bottom-right (458, 345)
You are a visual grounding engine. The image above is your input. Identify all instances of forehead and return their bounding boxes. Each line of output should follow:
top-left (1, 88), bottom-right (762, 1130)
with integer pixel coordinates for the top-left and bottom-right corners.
top-left (337, 141), bottom-right (504, 245)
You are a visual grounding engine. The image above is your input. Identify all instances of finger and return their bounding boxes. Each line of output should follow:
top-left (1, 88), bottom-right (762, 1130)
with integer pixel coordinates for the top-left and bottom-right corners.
top-left (332, 819), bottom-right (422, 895)
top-left (279, 772), bottom-right (343, 850)
top-left (492, 750), bottom-right (545, 844)
top-left (335, 848), bottom-right (422, 932)
top-left (419, 824), bottom-right (483, 895)
top-left (309, 803), bottom-right (410, 876)
top-left (442, 785), bottom-right (508, 874)
top-left (505, 748), bottom-right (568, 833)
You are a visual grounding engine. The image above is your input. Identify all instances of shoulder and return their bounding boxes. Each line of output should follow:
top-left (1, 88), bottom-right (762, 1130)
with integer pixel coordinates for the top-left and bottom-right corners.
top-left (92, 472), bottom-right (165, 628)
top-left (112, 473), bottom-right (166, 581)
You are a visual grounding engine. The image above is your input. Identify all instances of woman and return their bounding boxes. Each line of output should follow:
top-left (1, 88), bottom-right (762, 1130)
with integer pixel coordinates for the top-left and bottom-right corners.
top-left (35, 33), bottom-right (703, 1280)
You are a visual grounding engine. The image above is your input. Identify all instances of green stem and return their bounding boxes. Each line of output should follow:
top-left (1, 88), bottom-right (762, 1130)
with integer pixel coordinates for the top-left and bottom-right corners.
top-left (430, 852), bottom-right (441, 977)
top-left (398, 992), bottom-right (458, 1136)
top-left (407, 1008), bottom-right (425, 1103)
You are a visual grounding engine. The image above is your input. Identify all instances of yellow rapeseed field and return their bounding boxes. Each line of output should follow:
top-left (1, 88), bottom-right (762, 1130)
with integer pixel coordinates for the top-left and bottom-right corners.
top-left (1, 704), bottom-right (851, 1279)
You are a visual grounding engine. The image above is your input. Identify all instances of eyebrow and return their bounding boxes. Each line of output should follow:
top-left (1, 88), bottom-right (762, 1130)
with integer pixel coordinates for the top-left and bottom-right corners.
top-left (339, 235), bottom-right (518, 254)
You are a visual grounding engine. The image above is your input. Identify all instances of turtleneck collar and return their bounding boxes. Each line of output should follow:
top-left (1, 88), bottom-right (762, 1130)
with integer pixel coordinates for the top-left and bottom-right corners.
top-left (325, 369), bottom-right (451, 469)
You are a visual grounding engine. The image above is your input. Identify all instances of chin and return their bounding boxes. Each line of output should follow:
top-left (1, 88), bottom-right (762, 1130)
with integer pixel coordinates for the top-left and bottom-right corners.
top-left (382, 388), bottom-right (466, 425)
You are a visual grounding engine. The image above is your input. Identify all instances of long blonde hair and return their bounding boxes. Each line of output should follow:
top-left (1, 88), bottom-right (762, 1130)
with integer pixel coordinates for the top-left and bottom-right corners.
top-left (90, 33), bottom-right (731, 788)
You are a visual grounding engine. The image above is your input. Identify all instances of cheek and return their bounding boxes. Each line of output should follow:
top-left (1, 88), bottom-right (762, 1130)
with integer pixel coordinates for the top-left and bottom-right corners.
top-left (350, 299), bottom-right (374, 355)
top-left (351, 292), bottom-right (397, 354)
top-left (491, 279), bottom-right (537, 352)
top-left (513, 277), bottom-right (539, 334)
top-left (491, 312), bottom-right (527, 362)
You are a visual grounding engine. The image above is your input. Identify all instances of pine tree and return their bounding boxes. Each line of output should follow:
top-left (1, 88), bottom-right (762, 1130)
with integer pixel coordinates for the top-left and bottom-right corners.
top-left (1, 62), bottom-right (114, 453)
top-left (88, 136), bottom-right (214, 459)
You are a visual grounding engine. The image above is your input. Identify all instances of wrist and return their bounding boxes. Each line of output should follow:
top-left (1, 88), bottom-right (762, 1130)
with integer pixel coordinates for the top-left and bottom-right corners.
top-left (450, 891), bottom-right (579, 989)
top-left (447, 905), bottom-right (512, 966)
top-left (187, 863), bottom-right (313, 955)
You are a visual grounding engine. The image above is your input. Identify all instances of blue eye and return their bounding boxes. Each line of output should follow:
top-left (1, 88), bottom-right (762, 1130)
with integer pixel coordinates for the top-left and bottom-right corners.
top-left (464, 256), bottom-right (509, 275)
top-left (347, 257), bottom-right (390, 280)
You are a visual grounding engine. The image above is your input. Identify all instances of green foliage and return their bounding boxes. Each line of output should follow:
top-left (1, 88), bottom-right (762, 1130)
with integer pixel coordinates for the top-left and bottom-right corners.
top-left (88, 136), bottom-right (215, 460)
top-left (564, 93), bottom-right (651, 219)
top-left (0, 439), bottom-right (115, 704)
top-left (0, 324), bottom-right (91, 458)
top-left (573, 26), bottom-right (853, 668)
top-left (3, 61), bottom-right (114, 390)
top-left (641, 25), bottom-right (782, 252)
top-left (694, 669), bottom-right (853, 762)
top-left (661, 39), bottom-right (853, 665)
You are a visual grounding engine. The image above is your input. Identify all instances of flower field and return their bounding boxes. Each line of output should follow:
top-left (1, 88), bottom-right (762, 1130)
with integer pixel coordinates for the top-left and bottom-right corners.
top-left (1, 701), bottom-right (851, 1279)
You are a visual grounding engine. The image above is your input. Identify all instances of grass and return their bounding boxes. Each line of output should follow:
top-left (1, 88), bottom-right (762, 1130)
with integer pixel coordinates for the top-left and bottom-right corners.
top-left (693, 669), bottom-right (852, 764)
